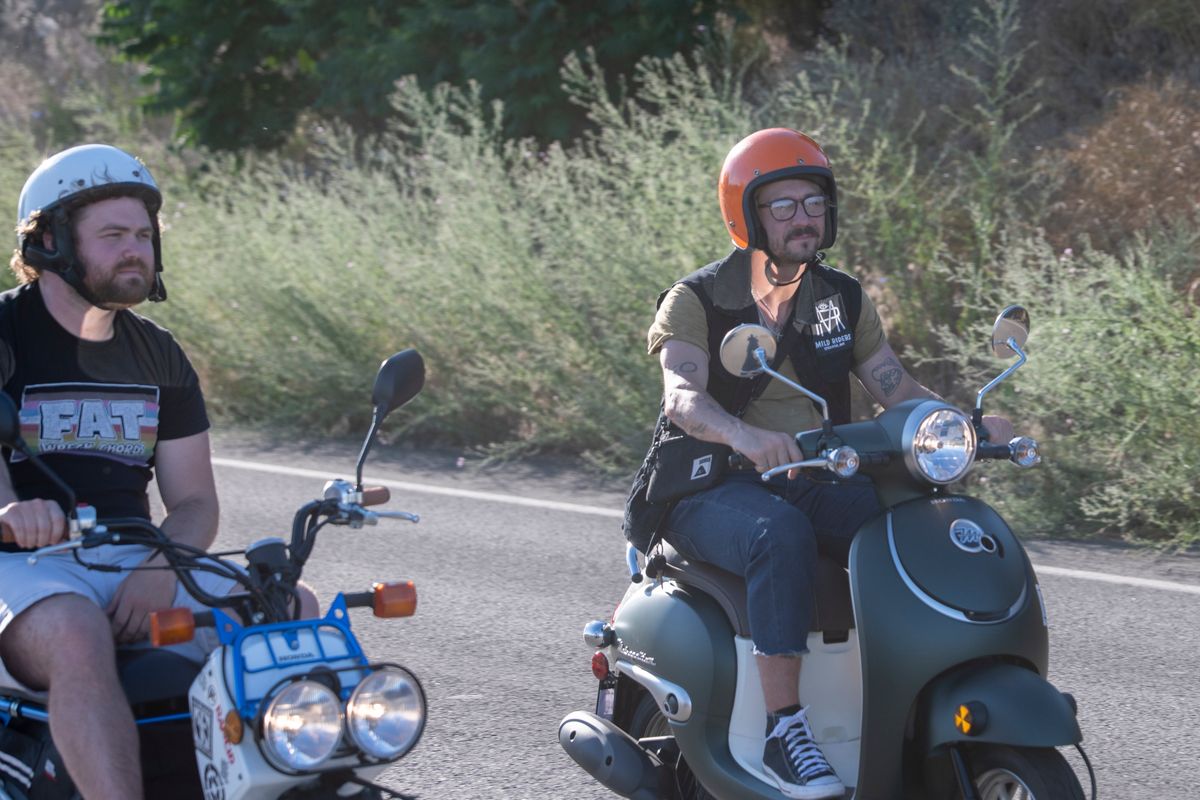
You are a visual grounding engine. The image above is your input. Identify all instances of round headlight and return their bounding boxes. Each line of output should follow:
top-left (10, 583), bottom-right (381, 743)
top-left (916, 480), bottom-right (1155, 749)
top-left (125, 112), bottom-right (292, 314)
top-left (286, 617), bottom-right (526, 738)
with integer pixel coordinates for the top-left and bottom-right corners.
top-left (262, 680), bottom-right (343, 770)
top-left (346, 666), bottom-right (426, 760)
top-left (907, 406), bottom-right (976, 484)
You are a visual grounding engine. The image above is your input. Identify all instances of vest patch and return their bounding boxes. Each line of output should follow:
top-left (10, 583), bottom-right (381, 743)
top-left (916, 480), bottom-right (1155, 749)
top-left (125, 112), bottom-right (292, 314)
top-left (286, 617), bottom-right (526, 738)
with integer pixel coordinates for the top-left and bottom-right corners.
top-left (811, 293), bottom-right (853, 353)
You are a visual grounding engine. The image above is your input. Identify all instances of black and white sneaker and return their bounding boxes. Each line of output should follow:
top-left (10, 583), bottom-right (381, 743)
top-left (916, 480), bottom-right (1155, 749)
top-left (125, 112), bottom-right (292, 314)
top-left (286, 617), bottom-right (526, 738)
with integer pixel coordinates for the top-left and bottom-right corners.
top-left (761, 705), bottom-right (845, 800)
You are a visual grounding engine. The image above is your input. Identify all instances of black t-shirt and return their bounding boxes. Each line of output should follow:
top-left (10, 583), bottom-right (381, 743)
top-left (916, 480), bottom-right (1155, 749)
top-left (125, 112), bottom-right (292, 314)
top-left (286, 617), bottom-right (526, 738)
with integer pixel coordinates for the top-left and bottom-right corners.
top-left (0, 283), bottom-right (208, 548)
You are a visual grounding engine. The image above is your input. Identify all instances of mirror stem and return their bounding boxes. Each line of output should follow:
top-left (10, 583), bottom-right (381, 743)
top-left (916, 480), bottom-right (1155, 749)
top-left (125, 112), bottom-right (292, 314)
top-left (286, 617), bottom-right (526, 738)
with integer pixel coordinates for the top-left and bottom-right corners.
top-left (753, 348), bottom-right (832, 429)
top-left (12, 443), bottom-right (77, 518)
top-left (974, 337), bottom-right (1028, 423)
top-left (354, 409), bottom-right (384, 492)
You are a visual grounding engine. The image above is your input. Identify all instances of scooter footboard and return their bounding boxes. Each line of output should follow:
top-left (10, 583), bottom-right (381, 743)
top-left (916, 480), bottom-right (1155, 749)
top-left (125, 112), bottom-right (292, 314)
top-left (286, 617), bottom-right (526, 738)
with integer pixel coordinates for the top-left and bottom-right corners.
top-left (919, 662), bottom-right (1081, 752)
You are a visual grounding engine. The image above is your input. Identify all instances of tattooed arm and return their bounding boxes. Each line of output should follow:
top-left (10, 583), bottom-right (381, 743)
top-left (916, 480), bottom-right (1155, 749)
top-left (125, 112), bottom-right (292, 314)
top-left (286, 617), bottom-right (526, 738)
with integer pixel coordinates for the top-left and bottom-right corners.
top-left (853, 342), bottom-right (1013, 440)
top-left (660, 339), bottom-right (801, 472)
top-left (853, 341), bottom-right (942, 409)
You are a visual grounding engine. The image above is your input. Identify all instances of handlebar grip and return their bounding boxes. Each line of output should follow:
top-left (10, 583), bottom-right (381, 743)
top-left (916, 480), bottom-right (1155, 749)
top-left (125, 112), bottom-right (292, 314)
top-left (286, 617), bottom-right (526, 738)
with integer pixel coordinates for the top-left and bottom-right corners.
top-left (977, 442), bottom-right (1012, 460)
top-left (857, 452), bottom-right (892, 467)
top-left (728, 453), bottom-right (753, 471)
top-left (361, 486), bottom-right (391, 507)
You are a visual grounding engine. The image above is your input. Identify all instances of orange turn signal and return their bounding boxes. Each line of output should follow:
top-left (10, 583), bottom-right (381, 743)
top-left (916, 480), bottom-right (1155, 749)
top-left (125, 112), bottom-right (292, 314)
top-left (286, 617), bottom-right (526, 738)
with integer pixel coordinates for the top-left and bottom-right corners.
top-left (222, 710), bottom-right (244, 744)
top-left (373, 581), bottom-right (417, 618)
top-left (150, 607), bottom-right (196, 647)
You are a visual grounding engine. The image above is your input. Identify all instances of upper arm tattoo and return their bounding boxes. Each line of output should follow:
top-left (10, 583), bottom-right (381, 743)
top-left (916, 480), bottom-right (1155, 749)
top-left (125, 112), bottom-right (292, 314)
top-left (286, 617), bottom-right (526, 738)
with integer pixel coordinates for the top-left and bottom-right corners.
top-left (870, 357), bottom-right (904, 397)
top-left (674, 361), bottom-right (698, 374)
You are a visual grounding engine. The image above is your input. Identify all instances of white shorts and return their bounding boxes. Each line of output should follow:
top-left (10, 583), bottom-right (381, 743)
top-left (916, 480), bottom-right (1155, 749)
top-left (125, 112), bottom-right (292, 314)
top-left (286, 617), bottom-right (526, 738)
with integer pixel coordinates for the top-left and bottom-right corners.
top-left (0, 543), bottom-right (238, 696)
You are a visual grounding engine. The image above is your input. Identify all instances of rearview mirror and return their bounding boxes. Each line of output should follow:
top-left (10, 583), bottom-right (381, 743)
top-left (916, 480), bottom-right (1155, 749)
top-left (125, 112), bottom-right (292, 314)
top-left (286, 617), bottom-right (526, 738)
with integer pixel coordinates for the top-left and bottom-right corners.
top-left (991, 306), bottom-right (1030, 359)
top-left (372, 349), bottom-right (426, 421)
top-left (718, 324), bottom-right (776, 378)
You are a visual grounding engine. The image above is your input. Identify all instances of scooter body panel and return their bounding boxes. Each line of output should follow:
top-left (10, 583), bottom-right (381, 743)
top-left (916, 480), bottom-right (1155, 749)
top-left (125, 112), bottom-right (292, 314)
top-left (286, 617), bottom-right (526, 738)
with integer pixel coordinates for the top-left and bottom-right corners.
top-left (919, 661), bottom-right (1081, 751)
top-left (188, 604), bottom-right (387, 800)
top-left (850, 495), bottom-right (1051, 799)
top-left (613, 578), bottom-right (864, 797)
top-left (612, 578), bottom-right (738, 721)
top-left (614, 577), bottom-right (789, 799)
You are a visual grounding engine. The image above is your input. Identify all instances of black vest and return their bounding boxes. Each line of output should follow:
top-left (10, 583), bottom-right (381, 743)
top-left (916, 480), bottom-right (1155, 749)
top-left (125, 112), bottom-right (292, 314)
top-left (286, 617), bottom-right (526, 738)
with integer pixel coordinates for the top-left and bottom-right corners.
top-left (660, 249), bottom-right (864, 425)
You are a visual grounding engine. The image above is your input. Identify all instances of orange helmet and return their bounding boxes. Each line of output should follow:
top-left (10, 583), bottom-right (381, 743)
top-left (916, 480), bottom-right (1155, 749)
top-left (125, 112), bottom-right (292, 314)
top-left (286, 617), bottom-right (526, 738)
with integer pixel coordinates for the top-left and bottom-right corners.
top-left (718, 128), bottom-right (837, 251)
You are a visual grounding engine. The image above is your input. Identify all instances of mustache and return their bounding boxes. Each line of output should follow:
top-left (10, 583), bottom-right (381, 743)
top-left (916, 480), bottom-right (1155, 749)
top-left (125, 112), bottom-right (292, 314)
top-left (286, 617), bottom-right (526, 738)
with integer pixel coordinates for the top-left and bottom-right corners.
top-left (115, 256), bottom-right (151, 272)
top-left (787, 227), bottom-right (820, 241)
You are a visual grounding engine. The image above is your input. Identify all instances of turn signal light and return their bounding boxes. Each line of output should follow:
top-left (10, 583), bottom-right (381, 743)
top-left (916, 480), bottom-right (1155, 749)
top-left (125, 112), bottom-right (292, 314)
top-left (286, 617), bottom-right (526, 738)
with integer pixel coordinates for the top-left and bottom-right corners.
top-left (150, 607), bottom-right (196, 647)
top-left (954, 701), bottom-right (988, 736)
top-left (222, 710), bottom-right (244, 744)
top-left (591, 651), bottom-right (610, 681)
top-left (373, 581), bottom-right (418, 618)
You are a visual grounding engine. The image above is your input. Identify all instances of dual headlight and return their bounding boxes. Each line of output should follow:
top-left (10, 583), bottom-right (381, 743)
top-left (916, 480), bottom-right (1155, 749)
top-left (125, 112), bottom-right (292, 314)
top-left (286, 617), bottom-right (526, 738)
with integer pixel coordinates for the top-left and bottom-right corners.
top-left (904, 404), bottom-right (977, 484)
top-left (261, 666), bottom-right (426, 771)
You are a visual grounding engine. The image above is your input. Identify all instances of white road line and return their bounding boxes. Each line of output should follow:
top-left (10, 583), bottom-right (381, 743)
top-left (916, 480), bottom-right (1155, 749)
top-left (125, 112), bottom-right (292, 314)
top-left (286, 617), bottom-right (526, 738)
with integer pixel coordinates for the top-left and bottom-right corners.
top-left (212, 457), bottom-right (624, 518)
top-left (1033, 565), bottom-right (1200, 595)
top-left (213, 456), bottom-right (1200, 596)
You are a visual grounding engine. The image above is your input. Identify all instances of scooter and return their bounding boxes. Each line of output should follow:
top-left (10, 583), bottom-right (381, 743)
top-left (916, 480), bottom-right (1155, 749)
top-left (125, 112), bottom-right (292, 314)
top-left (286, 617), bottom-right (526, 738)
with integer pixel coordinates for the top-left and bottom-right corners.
top-left (0, 350), bottom-right (430, 800)
top-left (560, 308), bottom-right (1097, 799)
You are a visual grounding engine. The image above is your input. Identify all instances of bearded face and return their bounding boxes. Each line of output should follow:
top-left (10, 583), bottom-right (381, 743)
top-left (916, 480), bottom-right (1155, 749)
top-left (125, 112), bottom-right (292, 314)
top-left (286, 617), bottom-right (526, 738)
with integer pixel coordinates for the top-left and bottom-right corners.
top-left (72, 196), bottom-right (156, 309)
top-left (754, 178), bottom-right (827, 267)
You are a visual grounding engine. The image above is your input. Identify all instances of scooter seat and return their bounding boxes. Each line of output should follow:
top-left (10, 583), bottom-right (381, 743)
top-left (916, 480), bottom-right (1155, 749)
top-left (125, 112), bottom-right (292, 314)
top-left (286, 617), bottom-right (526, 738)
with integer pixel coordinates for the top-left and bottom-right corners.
top-left (658, 543), bottom-right (854, 641)
top-left (117, 649), bottom-right (202, 713)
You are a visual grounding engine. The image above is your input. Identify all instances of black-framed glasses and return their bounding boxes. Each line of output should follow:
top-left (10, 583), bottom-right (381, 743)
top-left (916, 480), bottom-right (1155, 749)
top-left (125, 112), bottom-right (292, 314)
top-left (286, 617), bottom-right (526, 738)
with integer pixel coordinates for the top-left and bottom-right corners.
top-left (757, 195), bottom-right (832, 222)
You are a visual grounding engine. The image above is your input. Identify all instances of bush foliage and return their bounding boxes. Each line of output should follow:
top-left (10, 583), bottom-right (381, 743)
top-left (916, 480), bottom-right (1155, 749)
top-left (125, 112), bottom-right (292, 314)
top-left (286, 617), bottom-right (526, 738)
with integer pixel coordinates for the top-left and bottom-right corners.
top-left (2, 0), bottom-right (1197, 545)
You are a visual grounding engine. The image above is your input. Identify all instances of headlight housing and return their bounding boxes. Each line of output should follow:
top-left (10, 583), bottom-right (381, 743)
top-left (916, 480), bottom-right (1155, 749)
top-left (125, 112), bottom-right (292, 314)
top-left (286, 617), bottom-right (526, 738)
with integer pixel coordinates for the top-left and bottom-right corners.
top-left (346, 666), bottom-right (426, 760)
top-left (261, 680), bottom-right (343, 770)
top-left (904, 404), bottom-right (977, 484)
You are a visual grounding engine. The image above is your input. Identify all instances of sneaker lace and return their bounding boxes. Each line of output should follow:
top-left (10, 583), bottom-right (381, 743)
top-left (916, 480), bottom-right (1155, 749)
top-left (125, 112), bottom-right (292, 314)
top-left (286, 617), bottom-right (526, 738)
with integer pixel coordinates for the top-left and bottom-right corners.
top-left (770, 709), bottom-right (833, 781)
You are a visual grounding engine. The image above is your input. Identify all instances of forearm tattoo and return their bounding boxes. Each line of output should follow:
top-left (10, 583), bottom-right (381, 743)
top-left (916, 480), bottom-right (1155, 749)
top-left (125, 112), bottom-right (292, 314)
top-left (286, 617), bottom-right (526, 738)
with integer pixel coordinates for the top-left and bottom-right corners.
top-left (871, 357), bottom-right (904, 397)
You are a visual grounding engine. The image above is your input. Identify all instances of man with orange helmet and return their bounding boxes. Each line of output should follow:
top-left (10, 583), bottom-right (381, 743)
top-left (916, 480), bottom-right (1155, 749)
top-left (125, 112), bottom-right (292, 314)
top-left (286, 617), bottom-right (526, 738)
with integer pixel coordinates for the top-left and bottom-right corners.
top-left (638, 128), bottom-right (1011, 798)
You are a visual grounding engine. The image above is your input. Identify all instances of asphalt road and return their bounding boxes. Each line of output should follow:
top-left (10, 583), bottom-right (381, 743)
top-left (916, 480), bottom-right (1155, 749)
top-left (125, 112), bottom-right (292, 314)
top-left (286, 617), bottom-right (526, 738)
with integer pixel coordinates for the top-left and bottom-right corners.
top-left (200, 432), bottom-right (1200, 800)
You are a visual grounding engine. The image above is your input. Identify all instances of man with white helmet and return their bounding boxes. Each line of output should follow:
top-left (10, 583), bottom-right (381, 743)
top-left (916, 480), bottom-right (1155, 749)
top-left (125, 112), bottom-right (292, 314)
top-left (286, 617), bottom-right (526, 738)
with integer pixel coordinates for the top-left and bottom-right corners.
top-left (0, 143), bottom-right (230, 798)
top-left (632, 128), bottom-right (1013, 798)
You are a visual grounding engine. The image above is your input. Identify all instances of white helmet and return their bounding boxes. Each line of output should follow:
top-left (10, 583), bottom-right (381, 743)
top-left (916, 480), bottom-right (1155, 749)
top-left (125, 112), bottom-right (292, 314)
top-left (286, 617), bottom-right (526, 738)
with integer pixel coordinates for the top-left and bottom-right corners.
top-left (16, 144), bottom-right (166, 303)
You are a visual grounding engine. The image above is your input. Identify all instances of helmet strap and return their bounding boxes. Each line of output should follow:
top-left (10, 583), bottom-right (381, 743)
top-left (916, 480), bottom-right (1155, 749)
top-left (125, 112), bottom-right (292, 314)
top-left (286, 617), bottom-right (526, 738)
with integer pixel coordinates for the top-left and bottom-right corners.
top-left (21, 208), bottom-right (109, 308)
top-left (763, 256), bottom-right (805, 287)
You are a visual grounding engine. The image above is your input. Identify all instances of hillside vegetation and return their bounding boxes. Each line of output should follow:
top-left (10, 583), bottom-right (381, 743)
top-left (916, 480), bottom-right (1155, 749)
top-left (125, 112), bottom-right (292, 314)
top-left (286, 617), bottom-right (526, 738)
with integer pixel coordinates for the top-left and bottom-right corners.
top-left (1, 0), bottom-right (1197, 545)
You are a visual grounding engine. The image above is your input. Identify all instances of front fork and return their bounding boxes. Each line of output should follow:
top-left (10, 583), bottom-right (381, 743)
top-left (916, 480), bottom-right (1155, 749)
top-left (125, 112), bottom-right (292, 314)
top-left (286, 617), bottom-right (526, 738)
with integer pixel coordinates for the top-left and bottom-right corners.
top-left (949, 746), bottom-right (983, 800)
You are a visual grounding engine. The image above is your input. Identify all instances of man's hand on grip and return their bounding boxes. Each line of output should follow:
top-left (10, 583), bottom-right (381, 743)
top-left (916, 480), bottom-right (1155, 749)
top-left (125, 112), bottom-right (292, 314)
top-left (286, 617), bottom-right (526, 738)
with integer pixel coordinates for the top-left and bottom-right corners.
top-left (0, 499), bottom-right (68, 549)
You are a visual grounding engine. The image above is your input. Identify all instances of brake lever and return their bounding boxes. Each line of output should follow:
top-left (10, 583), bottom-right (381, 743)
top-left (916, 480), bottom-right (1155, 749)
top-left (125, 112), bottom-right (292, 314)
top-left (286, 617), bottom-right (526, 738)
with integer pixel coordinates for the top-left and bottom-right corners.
top-left (362, 509), bottom-right (421, 525)
top-left (25, 527), bottom-right (113, 565)
top-left (760, 446), bottom-right (860, 481)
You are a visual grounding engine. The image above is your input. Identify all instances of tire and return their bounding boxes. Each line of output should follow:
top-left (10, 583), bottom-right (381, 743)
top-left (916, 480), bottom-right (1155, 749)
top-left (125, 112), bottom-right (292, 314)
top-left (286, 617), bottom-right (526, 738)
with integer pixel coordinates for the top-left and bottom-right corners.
top-left (968, 744), bottom-right (1085, 800)
top-left (619, 689), bottom-right (717, 800)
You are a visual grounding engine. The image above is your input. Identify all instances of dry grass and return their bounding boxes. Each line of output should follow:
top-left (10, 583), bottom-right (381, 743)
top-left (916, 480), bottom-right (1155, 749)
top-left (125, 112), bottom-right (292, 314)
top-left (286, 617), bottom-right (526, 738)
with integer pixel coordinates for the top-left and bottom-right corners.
top-left (1048, 78), bottom-right (1200, 256)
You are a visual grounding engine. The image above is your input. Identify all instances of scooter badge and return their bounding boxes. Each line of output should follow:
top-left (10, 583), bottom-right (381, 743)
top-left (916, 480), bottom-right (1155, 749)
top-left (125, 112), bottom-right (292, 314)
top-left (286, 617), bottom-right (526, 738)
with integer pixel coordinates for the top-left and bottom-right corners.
top-left (949, 519), bottom-right (997, 554)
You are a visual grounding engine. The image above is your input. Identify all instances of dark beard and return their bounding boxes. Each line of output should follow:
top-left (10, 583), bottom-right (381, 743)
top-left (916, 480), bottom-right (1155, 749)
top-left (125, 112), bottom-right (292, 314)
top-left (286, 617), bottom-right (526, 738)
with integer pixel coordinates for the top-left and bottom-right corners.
top-left (83, 258), bottom-right (153, 309)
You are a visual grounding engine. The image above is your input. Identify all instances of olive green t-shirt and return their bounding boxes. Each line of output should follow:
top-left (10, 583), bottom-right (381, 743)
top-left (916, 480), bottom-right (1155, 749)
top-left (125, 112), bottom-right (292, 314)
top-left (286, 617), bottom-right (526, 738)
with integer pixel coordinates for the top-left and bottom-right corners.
top-left (648, 279), bottom-right (887, 434)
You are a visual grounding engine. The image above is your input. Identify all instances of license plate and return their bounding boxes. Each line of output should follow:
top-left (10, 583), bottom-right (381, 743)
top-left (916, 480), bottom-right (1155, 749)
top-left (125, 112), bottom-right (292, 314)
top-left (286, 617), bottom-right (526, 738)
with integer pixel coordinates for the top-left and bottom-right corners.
top-left (596, 686), bottom-right (615, 719)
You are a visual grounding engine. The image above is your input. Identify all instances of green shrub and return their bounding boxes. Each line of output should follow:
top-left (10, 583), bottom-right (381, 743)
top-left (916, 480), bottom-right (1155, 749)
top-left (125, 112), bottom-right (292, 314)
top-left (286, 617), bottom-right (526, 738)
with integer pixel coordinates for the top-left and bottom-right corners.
top-left (929, 226), bottom-right (1200, 546)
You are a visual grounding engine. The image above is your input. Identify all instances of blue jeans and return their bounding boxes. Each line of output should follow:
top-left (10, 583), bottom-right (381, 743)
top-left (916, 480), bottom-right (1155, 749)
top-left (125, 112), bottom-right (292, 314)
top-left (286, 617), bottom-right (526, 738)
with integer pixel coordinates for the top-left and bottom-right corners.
top-left (662, 470), bottom-right (880, 656)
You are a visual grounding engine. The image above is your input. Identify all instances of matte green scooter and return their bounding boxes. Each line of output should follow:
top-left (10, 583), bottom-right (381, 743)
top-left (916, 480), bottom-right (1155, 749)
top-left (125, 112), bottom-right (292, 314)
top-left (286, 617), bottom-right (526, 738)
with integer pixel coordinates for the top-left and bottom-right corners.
top-left (560, 307), bottom-right (1096, 800)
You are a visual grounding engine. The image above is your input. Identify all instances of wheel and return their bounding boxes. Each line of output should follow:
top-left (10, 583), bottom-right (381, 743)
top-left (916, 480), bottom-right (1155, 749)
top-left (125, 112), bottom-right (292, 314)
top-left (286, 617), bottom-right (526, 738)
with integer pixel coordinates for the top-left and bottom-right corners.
top-left (619, 689), bottom-right (718, 800)
top-left (968, 745), bottom-right (1085, 800)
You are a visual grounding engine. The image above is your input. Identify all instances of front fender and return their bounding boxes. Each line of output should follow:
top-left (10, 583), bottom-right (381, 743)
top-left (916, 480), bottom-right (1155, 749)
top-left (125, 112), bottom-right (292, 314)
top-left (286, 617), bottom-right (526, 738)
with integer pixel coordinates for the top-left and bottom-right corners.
top-left (920, 662), bottom-right (1081, 752)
